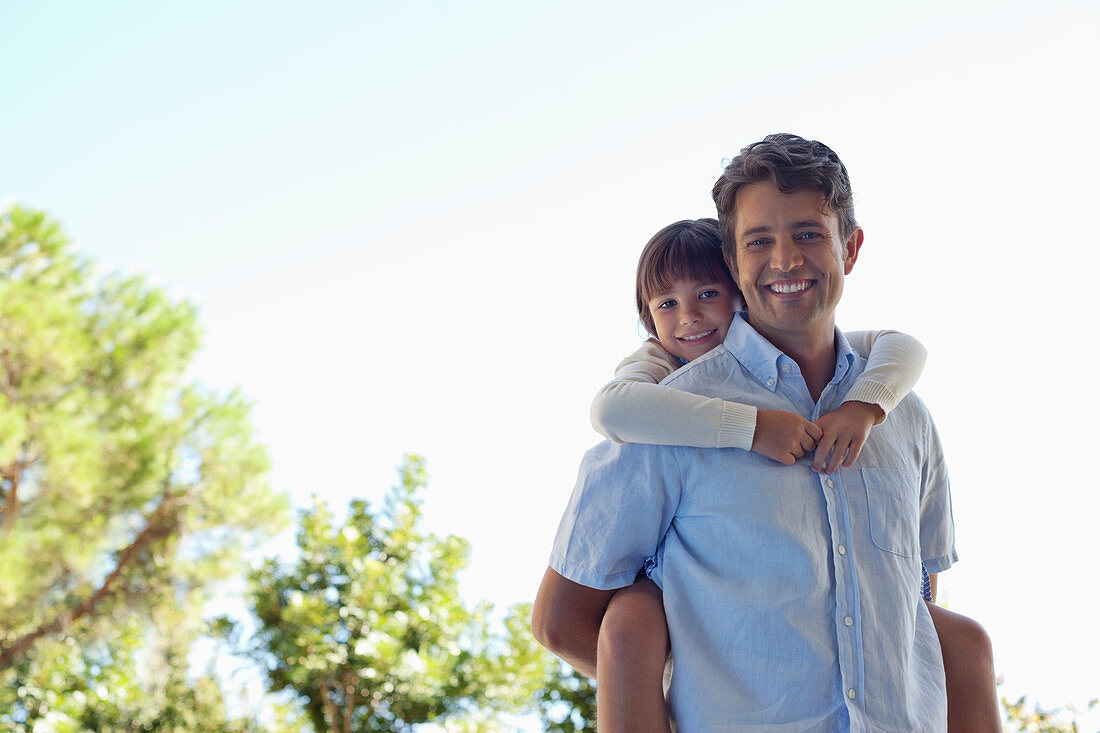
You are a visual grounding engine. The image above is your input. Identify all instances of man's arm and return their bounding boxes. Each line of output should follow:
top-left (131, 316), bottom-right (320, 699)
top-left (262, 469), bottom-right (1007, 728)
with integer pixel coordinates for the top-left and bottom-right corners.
top-left (531, 567), bottom-right (617, 678)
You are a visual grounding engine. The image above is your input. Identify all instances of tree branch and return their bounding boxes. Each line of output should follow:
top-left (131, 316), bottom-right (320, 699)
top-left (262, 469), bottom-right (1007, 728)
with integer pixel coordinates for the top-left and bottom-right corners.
top-left (320, 678), bottom-right (340, 732)
top-left (0, 347), bottom-right (20, 403)
top-left (0, 484), bottom-right (177, 668)
top-left (1, 459), bottom-right (25, 533)
top-left (342, 669), bottom-right (356, 733)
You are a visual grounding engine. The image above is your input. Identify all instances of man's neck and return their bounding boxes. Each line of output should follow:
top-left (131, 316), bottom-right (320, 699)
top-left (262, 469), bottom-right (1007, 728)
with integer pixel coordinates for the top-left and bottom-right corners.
top-left (752, 320), bottom-right (837, 402)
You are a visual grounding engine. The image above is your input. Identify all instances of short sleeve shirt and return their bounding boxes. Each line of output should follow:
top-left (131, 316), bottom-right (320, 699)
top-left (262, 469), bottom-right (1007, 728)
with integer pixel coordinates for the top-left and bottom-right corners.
top-left (549, 314), bottom-right (957, 732)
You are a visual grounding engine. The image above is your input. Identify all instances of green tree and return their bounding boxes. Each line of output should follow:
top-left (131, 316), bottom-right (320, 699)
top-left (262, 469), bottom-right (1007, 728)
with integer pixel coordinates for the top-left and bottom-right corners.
top-left (241, 455), bottom-right (594, 732)
top-left (243, 455), bottom-right (486, 731)
top-left (495, 603), bottom-right (596, 732)
top-left (1003, 694), bottom-right (1099, 733)
top-left (0, 205), bottom-right (288, 723)
top-left (2, 610), bottom-right (258, 731)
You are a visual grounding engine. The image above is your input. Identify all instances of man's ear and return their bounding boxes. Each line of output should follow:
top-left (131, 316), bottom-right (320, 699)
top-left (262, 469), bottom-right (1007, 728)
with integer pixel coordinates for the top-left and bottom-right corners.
top-left (843, 228), bottom-right (864, 275)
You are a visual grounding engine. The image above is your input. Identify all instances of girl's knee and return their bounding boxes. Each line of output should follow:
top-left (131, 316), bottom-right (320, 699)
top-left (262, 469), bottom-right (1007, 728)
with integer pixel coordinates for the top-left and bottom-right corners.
top-left (930, 605), bottom-right (995, 671)
top-left (599, 582), bottom-right (669, 665)
top-left (949, 613), bottom-right (993, 659)
top-left (963, 617), bottom-right (993, 658)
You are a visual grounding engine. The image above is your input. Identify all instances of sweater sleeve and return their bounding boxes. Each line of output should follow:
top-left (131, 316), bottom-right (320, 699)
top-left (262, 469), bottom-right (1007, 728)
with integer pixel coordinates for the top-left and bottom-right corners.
top-left (842, 330), bottom-right (928, 418)
top-left (589, 340), bottom-right (757, 450)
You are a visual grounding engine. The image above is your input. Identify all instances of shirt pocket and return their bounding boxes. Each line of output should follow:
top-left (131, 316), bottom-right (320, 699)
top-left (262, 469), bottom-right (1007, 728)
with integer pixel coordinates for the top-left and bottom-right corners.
top-left (862, 467), bottom-right (919, 558)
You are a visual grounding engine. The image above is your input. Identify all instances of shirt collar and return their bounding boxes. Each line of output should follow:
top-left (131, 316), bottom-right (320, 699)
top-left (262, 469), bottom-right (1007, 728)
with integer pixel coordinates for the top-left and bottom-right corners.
top-left (832, 330), bottom-right (857, 386)
top-left (723, 312), bottom-right (857, 393)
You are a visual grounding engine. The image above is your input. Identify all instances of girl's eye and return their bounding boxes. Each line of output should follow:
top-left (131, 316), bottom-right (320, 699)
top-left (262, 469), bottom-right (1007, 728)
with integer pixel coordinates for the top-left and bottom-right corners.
top-left (658, 299), bottom-right (677, 309)
top-left (700, 290), bottom-right (720, 300)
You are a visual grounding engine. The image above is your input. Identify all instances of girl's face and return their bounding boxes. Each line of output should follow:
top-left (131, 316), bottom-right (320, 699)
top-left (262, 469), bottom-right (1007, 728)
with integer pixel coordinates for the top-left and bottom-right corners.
top-left (647, 278), bottom-right (738, 362)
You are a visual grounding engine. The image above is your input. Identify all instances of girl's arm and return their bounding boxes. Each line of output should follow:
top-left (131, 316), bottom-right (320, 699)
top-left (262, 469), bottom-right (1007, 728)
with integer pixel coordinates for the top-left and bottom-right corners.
top-left (842, 329), bottom-right (928, 419)
top-left (592, 331), bottom-right (927, 471)
top-left (811, 330), bottom-right (927, 473)
top-left (590, 340), bottom-right (757, 450)
top-left (592, 341), bottom-right (824, 463)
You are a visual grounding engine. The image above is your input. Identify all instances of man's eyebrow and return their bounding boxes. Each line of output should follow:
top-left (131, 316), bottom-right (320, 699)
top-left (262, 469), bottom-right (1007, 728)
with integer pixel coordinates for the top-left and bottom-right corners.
top-left (739, 219), bottom-right (830, 240)
top-left (738, 225), bottom-right (772, 239)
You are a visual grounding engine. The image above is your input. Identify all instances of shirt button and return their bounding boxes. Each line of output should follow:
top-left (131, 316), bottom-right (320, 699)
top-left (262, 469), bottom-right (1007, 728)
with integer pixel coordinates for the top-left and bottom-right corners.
top-left (844, 616), bottom-right (854, 627)
top-left (848, 688), bottom-right (857, 700)
top-left (838, 544), bottom-right (847, 555)
top-left (781, 364), bottom-right (791, 372)
top-left (766, 377), bottom-right (775, 386)
top-left (825, 479), bottom-right (835, 488)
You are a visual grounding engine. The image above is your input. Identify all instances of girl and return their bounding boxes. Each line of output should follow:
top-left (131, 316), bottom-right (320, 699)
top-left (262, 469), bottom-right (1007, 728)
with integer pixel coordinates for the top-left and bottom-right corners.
top-left (590, 218), bottom-right (999, 732)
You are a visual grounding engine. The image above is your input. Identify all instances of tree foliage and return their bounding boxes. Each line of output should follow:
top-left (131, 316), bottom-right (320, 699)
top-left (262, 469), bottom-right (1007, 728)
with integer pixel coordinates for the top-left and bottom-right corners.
top-left (241, 455), bottom-right (597, 732)
top-left (496, 603), bottom-right (596, 732)
top-left (244, 455), bottom-right (486, 731)
top-left (2, 609), bottom-right (256, 731)
top-left (0, 205), bottom-right (288, 723)
top-left (1003, 694), bottom-right (1099, 733)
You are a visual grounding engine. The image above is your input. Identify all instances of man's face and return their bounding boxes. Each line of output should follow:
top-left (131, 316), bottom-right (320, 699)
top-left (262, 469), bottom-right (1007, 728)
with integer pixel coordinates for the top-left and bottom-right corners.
top-left (726, 181), bottom-right (862, 345)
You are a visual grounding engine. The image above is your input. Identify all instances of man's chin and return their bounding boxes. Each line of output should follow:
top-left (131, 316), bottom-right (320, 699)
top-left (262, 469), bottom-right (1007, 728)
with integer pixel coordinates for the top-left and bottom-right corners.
top-left (747, 309), bottom-right (833, 338)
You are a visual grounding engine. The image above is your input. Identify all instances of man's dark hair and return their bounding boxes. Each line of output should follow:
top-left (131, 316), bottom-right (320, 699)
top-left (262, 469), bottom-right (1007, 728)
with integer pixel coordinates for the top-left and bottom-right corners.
top-left (711, 133), bottom-right (858, 258)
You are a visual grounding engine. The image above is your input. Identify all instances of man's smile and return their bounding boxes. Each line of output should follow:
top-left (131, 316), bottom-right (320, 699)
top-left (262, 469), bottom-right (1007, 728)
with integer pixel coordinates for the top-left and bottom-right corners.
top-left (764, 279), bottom-right (816, 294)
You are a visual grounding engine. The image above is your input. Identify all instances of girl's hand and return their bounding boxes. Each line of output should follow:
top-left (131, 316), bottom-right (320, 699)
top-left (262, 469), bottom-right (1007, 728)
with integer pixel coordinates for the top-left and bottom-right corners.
top-left (811, 401), bottom-right (884, 474)
top-left (752, 410), bottom-right (824, 465)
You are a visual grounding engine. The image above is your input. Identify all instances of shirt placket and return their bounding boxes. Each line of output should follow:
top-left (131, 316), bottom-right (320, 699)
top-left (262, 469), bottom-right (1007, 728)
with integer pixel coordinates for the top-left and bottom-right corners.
top-left (817, 469), bottom-right (866, 725)
top-left (811, 367), bottom-right (867, 728)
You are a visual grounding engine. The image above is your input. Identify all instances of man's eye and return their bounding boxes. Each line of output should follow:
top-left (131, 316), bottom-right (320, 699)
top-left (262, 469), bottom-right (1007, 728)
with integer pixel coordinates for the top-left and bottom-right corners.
top-left (746, 239), bottom-right (768, 248)
top-left (795, 231), bottom-right (821, 240)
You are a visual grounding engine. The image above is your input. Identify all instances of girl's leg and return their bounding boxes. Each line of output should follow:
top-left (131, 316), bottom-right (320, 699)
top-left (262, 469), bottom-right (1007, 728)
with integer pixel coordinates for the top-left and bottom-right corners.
top-left (596, 577), bottom-right (671, 733)
top-left (927, 603), bottom-right (1003, 733)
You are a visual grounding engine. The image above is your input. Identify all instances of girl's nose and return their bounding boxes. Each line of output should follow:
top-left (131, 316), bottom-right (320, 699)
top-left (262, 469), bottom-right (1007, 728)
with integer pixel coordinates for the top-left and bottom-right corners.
top-left (680, 305), bottom-right (702, 325)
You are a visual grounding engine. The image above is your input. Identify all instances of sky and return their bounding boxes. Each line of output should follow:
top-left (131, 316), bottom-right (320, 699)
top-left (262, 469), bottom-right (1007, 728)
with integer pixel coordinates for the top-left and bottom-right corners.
top-left (2, 0), bottom-right (1099, 725)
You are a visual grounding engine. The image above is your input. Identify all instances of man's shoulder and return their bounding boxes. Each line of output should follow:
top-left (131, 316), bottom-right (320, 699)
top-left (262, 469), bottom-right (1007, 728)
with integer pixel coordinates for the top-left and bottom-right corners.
top-left (875, 389), bottom-right (940, 451)
top-left (892, 389), bottom-right (934, 423)
top-left (660, 344), bottom-right (740, 388)
top-left (580, 438), bottom-right (680, 467)
top-left (574, 439), bottom-right (683, 495)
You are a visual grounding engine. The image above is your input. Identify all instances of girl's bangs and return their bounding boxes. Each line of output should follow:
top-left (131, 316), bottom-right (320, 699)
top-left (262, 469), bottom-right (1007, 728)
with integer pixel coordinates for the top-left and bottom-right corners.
top-left (642, 240), bottom-right (732, 302)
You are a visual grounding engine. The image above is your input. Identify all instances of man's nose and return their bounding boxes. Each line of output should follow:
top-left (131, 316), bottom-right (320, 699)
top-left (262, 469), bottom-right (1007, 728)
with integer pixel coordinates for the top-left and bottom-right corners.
top-left (771, 239), bottom-right (804, 272)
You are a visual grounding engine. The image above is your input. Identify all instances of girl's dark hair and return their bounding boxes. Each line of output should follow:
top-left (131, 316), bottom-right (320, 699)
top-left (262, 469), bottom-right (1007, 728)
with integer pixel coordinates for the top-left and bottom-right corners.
top-left (634, 218), bottom-right (740, 337)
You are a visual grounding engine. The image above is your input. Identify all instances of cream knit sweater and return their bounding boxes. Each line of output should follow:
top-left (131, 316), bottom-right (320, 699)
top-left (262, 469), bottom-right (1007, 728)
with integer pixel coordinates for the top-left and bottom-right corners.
top-left (590, 330), bottom-right (926, 450)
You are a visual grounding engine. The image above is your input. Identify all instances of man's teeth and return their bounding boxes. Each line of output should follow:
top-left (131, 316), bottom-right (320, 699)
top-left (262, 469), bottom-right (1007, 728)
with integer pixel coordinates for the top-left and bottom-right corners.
top-left (680, 330), bottom-right (715, 342)
top-left (768, 281), bottom-right (811, 294)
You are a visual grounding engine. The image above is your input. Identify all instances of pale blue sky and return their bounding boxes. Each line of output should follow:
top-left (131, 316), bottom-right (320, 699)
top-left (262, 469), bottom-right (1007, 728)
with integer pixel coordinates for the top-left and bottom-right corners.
top-left (3, 0), bottom-right (1099, 723)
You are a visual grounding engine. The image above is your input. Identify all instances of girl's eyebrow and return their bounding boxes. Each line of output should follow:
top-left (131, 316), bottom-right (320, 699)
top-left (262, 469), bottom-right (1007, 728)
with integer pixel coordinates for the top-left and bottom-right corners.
top-left (650, 281), bottom-right (721, 299)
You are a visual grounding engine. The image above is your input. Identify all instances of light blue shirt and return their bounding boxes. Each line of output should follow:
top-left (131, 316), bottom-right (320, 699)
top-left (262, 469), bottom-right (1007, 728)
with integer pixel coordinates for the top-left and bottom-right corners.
top-left (550, 314), bottom-right (957, 732)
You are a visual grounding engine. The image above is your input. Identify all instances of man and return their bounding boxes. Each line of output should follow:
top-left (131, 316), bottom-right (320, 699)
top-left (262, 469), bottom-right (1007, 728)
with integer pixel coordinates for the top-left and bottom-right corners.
top-left (533, 134), bottom-right (957, 731)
